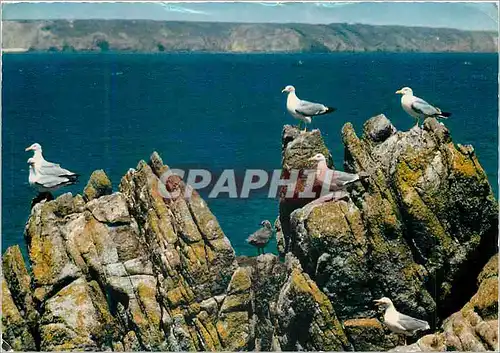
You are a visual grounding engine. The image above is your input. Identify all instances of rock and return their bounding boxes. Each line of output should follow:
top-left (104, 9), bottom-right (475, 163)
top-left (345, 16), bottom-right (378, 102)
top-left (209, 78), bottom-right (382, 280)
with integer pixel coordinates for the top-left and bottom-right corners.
top-left (279, 125), bottom-right (334, 254)
top-left (280, 117), bottom-right (497, 347)
top-left (363, 114), bottom-right (397, 143)
top-left (6, 151), bottom-right (352, 351)
top-left (2, 276), bottom-right (36, 351)
top-left (4, 115), bottom-right (497, 351)
top-left (83, 169), bottom-right (112, 202)
top-left (274, 254), bottom-right (350, 351)
top-left (391, 254), bottom-right (498, 352)
top-left (344, 318), bottom-right (399, 351)
top-left (86, 193), bottom-right (131, 224)
top-left (274, 217), bottom-right (285, 257)
top-left (2, 245), bottom-right (39, 327)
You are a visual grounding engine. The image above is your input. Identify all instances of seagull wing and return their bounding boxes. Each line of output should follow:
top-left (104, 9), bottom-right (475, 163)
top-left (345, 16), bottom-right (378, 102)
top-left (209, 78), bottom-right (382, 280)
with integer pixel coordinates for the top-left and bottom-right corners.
top-left (295, 99), bottom-right (335, 117)
top-left (35, 175), bottom-right (74, 189)
top-left (397, 312), bottom-right (430, 332)
top-left (411, 97), bottom-right (441, 116)
top-left (38, 163), bottom-right (78, 178)
top-left (332, 170), bottom-right (360, 186)
top-left (321, 169), bottom-right (360, 189)
top-left (247, 228), bottom-right (272, 244)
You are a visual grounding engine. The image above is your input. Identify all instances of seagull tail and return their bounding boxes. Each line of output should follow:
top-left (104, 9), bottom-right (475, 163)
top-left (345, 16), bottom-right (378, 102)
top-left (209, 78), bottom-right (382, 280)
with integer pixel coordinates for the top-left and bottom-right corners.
top-left (439, 111), bottom-right (451, 118)
top-left (325, 106), bottom-right (337, 114)
top-left (66, 174), bottom-right (80, 183)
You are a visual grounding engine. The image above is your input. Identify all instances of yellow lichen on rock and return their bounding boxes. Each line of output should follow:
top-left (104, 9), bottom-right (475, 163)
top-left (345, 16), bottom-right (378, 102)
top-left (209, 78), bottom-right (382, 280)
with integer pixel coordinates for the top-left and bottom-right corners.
top-left (228, 267), bottom-right (251, 294)
top-left (216, 311), bottom-right (250, 351)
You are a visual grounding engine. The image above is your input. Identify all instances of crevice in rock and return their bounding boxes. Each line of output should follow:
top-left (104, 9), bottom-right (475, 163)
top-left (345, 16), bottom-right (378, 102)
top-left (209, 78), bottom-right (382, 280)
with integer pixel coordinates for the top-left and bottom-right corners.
top-left (106, 284), bottom-right (130, 316)
top-left (439, 223), bottom-right (497, 319)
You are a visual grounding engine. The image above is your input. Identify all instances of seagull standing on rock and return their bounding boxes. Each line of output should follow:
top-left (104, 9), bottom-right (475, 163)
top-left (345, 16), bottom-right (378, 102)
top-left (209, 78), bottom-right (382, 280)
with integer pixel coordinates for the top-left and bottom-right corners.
top-left (374, 297), bottom-right (430, 346)
top-left (299, 153), bottom-right (368, 218)
top-left (396, 87), bottom-right (451, 127)
top-left (26, 143), bottom-right (79, 207)
top-left (282, 85), bottom-right (336, 131)
top-left (246, 220), bottom-right (274, 255)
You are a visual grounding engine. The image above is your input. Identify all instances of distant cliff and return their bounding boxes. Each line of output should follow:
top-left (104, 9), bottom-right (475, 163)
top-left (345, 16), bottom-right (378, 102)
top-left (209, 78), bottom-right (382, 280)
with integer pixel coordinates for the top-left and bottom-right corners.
top-left (2, 20), bottom-right (497, 53)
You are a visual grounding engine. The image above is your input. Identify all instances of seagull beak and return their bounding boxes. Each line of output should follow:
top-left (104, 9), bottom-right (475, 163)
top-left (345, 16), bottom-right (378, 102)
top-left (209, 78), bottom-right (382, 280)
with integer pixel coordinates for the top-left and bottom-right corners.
top-left (373, 299), bottom-right (382, 306)
top-left (395, 90), bottom-right (402, 94)
top-left (281, 88), bottom-right (287, 93)
top-left (308, 156), bottom-right (316, 161)
top-left (25, 146), bottom-right (32, 151)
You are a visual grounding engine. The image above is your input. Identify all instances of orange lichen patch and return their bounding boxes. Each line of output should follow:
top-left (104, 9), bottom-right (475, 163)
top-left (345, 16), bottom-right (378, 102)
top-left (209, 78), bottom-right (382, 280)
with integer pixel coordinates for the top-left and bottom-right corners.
top-left (343, 318), bottom-right (383, 329)
top-left (448, 143), bottom-right (483, 178)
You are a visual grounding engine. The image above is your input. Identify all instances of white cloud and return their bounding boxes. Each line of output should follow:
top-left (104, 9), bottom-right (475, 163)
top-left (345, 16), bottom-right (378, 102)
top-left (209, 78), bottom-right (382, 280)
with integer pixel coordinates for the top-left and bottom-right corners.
top-left (158, 3), bottom-right (210, 15)
top-left (257, 2), bottom-right (285, 7)
top-left (314, 2), bottom-right (356, 8)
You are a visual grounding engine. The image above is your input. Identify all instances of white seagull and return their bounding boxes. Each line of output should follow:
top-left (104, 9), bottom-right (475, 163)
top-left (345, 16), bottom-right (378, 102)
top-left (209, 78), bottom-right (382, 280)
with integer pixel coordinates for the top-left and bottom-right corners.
top-left (282, 85), bottom-right (336, 131)
top-left (26, 143), bottom-right (79, 179)
top-left (308, 153), bottom-right (366, 191)
top-left (27, 157), bottom-right (79, 193)
top-left (396, 87), bottom-right (451, 127)
top-left (374, 297), bottom-right (430, 345)
top-left (26, 143), bottom-right (79, 203)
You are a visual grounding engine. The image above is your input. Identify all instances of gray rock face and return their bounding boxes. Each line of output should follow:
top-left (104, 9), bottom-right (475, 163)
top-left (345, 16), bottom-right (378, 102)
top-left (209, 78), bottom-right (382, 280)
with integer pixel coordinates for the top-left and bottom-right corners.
top-left (3, 115), bottom-right (497, 351)
top-left (83, 169), bottom-right (112, 201)
top-left (4, 151), bottom-right (351, 351)
top-left (279, 116), bottom-right (497, 346)
top-left (389, 255), bottom-right (498, 352)
top-left (363, 114), bottom-right (397, 143)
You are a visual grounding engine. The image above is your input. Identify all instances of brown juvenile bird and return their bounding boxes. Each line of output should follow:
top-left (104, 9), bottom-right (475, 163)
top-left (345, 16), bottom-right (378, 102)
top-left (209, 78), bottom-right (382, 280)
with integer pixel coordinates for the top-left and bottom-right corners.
top-left (246, 220), bottom-right (273, 255)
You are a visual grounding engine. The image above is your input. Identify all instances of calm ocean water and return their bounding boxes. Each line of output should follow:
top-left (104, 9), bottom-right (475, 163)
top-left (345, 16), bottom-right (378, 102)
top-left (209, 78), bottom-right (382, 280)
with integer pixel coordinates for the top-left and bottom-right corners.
top-left (2, 53), bottom-right (498, 256)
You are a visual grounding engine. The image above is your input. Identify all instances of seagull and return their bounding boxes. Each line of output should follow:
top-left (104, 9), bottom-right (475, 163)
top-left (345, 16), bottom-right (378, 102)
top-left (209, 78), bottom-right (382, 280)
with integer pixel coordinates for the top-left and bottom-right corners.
top-left (26, 143), bottom-right (79, 182)
top-left (374, 297), bottom-right (430, 345)
top-left (309, 153), bottom-right (367, 191)
top-left (26, 144), bottom-right (79, 206)
top-left (298, 153), bottom-right (368, 217)
top-left (246, 220), bottom-right (273, 255)
top-left (282, 85), bottom-right (336, 131)
top-left (395, 87), bottom-right (451, 127)
top-left (27, 157), bottom-right (79, 193)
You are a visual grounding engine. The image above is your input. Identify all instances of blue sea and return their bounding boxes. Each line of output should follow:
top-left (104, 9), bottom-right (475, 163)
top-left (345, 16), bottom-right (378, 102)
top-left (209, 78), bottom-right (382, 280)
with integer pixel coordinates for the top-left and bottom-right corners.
top-left (2, 53), bottom-right (498, 257)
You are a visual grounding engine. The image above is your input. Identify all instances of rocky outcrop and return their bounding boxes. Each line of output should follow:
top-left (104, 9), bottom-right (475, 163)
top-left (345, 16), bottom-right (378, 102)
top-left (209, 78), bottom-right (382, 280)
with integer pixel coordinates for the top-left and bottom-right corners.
top-left (3, 152), bottom-right (351, 351)
top-left (3, 115), bottom-right (497, 351)
top-left (279, 116), bottom-right (497, 346)
top-left (390, 254), bottom-right (498, 352)
top-left (83, 169), bottom-right (112, 201)
top-left (2, 246), bottom-right (38, 351)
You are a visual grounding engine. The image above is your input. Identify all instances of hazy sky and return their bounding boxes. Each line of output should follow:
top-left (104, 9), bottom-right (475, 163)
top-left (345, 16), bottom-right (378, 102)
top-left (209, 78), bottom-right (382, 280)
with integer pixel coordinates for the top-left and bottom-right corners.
top-left (2, 2), bottom-right (498, 31)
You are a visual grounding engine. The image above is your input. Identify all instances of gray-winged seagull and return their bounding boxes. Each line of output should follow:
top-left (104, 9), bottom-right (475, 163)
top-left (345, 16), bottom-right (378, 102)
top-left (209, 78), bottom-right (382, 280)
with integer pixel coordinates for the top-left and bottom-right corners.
top-left (26, 143), bottom-right (79, 206)
top-left (282, 85), bottom-right (336, 131)
top-left (374, 297), bottom-right (430, 345)
top-left (298, 153), bottom-right (368, 218)
top-left (246, 220), bottom-right (273, 255)
top-left (396, 87), bottom-right (451, 127)
top-left (27, 157), bottom-right (79, 193)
